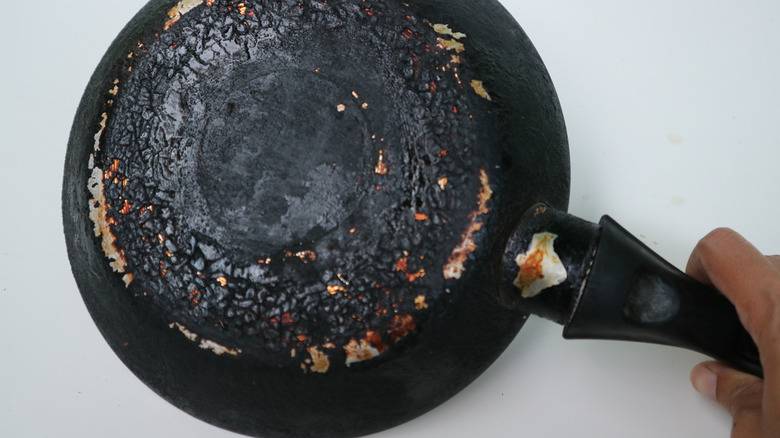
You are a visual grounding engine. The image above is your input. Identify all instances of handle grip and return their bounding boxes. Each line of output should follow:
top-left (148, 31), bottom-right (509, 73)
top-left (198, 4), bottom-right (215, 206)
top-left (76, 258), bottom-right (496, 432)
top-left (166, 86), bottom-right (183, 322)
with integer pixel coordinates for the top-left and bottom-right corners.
top-left (564, 216), bottom-right (763, 378)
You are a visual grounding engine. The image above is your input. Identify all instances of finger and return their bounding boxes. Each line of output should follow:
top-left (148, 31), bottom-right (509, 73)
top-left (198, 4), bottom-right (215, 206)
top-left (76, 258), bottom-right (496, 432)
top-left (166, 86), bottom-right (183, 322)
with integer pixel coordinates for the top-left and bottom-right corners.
top-left (685, 229), bottom-right (780, 349)
top-left (691, 361), bottom-right (764, 437)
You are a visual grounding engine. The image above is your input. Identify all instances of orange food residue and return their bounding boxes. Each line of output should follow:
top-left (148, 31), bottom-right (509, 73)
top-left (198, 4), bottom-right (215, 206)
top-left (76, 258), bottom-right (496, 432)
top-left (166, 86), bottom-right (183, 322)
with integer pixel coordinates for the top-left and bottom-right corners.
top-left (442, 169), bottom-right (492, 279)
top-left (388, 314), bottom-right (417, 342)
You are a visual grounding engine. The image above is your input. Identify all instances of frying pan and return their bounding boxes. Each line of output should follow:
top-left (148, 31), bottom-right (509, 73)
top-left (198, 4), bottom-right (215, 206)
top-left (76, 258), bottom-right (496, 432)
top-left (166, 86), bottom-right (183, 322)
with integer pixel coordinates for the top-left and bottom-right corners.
top-left (62, 0), bottom-right (761, 437)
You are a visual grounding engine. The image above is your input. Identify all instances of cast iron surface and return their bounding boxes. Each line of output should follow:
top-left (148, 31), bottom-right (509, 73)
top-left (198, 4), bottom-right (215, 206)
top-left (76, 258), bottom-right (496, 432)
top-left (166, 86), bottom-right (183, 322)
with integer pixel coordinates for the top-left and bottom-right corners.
top-left (63, 0), bottom-right (569, 436)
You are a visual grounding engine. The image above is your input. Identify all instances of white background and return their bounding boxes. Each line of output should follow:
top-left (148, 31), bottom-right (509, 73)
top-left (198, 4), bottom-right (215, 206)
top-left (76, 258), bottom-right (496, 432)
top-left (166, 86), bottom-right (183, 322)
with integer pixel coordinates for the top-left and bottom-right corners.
top-left (2, 1), bottom-right (779, 437)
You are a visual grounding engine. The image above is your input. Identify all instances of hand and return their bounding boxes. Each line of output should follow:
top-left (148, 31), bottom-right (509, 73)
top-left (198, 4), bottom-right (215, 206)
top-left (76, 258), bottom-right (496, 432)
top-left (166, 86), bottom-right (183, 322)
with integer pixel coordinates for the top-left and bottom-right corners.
top-left (685, 228), bottom-right (780, 437)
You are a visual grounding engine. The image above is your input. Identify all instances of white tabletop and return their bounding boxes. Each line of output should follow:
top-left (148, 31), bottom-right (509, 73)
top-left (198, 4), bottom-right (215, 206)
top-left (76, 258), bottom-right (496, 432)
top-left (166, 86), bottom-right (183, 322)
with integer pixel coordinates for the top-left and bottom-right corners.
top-left (2, 1), bottom-right (779, 437)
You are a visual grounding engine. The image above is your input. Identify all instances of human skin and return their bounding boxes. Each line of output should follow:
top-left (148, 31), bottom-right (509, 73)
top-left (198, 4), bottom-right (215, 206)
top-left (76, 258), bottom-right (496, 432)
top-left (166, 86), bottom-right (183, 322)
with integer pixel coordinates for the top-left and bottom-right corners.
top-left (685, 228), bottom-right (780, 438)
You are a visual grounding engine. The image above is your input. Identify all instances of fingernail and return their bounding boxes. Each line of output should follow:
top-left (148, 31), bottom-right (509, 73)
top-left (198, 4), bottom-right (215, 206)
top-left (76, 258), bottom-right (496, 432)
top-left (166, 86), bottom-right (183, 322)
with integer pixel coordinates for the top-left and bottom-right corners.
top-left (691, 364), bottom-right (718, 401)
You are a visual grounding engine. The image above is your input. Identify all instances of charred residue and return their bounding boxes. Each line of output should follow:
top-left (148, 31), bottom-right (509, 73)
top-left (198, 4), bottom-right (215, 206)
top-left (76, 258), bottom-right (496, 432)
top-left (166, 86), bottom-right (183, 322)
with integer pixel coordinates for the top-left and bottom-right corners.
top-left (87, 0), bottom-right (497, 369)
top-left (443, 169), bottom-right (493, 280)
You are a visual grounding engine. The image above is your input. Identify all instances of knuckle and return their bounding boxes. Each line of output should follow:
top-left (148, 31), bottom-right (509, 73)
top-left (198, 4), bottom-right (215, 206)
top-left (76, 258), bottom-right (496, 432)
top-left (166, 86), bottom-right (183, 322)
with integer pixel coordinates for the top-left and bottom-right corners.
top-left (721, 379), bottom-right (763, 416)
top-left (747, 274), bottom-right (780, 347)
top-left (697, 228), bottom-right (738, 253)
top-left (690, 228), bottom-right (737, 266)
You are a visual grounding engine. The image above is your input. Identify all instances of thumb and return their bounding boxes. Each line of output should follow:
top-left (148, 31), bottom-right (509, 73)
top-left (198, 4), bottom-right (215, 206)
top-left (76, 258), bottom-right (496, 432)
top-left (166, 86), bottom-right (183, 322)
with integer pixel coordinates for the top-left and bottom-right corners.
top-left (691, 361), bottom-right (764, 436)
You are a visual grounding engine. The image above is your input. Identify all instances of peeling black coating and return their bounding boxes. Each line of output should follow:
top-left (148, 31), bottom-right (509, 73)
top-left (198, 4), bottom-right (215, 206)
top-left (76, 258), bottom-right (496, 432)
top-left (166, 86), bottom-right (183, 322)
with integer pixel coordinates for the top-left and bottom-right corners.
top-left (96, 0), bottom-right (494, 356)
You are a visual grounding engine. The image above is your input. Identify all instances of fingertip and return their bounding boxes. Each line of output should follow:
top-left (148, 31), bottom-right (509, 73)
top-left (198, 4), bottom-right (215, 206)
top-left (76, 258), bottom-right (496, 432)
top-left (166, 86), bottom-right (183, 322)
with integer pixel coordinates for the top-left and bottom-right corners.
top-left (690, 362), bottom-right (718, 401)
top-left (685, 228), bottom-right (740, 284)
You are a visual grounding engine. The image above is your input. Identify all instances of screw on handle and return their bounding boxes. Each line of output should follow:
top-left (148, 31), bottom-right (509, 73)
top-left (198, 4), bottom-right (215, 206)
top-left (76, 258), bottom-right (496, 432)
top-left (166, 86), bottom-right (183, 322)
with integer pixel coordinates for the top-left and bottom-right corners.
top-left (563, 216), bottom-right (763, 378)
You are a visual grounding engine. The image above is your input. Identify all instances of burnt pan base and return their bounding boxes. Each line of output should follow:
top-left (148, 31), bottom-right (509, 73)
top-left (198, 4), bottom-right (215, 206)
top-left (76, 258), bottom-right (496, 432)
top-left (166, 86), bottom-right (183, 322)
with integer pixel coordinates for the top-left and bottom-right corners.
top-left (63, 0), bottom-right (570, 436)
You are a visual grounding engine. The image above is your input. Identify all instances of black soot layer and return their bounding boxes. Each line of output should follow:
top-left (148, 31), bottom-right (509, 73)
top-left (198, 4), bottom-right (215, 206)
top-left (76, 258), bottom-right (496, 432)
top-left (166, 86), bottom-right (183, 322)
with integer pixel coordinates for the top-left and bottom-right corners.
top-left (88, 0), bottom-right (497, 368)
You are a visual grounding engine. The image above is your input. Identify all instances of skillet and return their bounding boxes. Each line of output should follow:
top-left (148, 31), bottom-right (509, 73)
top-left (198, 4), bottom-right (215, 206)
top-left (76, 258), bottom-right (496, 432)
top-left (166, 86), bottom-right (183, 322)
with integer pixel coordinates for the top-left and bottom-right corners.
top-left (62, 1), bottom-right (761, 436)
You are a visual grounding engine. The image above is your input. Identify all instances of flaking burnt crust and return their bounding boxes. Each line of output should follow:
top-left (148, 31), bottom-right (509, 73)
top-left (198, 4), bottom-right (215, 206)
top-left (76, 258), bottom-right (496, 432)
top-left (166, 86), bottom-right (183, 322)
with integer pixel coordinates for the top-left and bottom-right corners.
top-left (88, 0), bottom-right (498, 367)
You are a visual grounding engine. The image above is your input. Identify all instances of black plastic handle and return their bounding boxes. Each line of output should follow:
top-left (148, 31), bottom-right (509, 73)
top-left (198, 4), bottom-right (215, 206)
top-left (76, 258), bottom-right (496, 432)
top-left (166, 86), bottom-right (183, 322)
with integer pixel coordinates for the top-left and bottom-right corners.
top-left (564, 216), bottom-right (763, 378)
